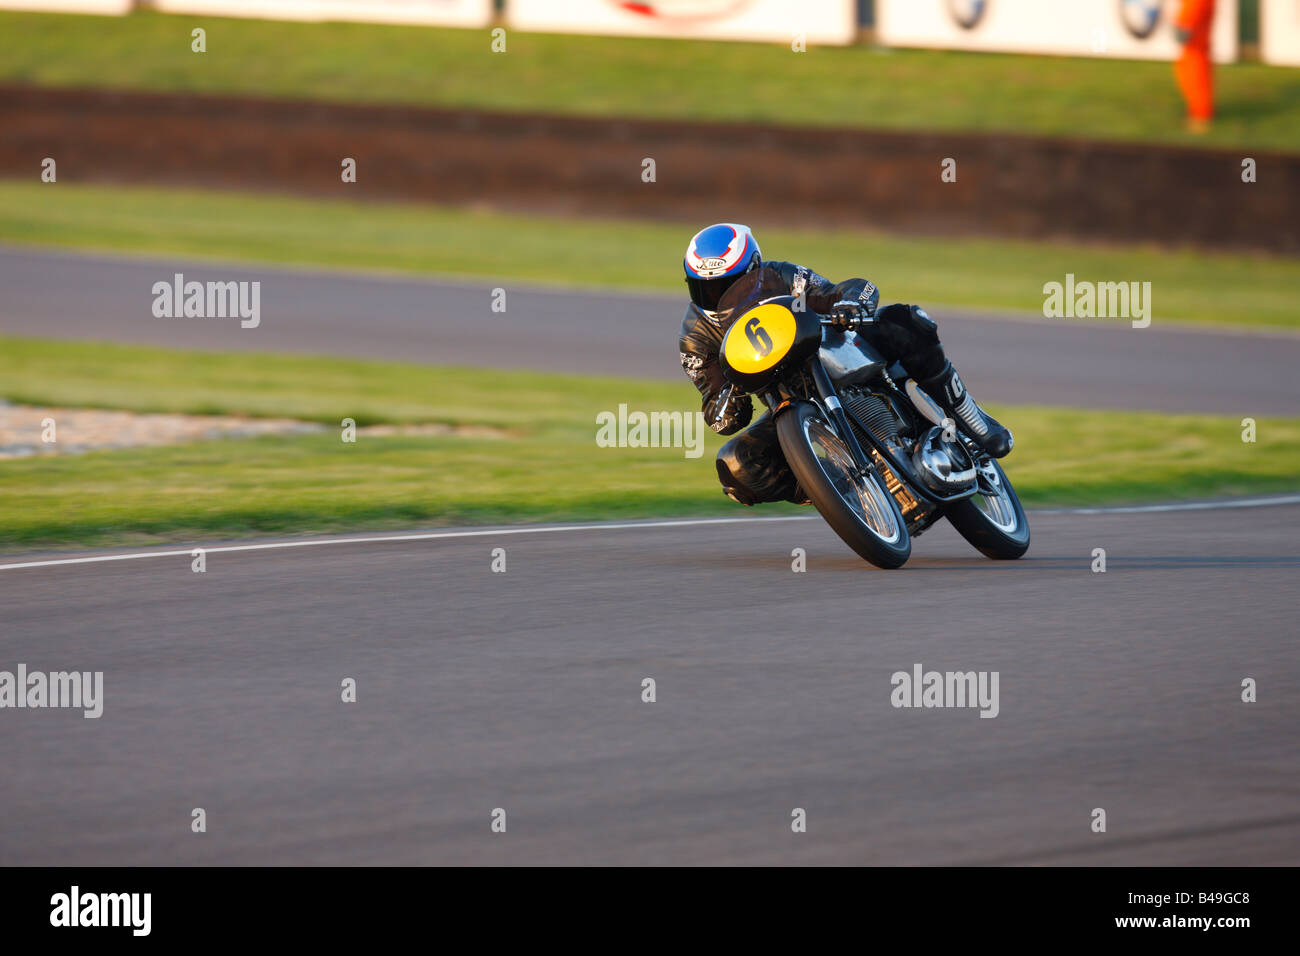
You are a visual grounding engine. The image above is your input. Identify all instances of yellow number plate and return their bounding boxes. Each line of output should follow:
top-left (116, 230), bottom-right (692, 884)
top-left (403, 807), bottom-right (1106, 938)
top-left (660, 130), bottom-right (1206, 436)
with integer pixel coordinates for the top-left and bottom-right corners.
top-left (723, 303), bottom-right (797, 374)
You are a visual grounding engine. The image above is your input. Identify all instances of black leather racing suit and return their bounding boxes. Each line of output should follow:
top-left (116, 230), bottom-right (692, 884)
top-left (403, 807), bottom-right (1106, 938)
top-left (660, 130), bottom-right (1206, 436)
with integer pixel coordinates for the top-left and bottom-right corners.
top-left (678, 261), bottom-right (950, 505)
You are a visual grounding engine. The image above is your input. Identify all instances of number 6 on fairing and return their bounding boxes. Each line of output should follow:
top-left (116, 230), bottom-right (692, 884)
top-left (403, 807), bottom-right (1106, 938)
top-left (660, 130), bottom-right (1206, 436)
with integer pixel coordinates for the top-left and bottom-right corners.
top-left (744, 316), bottom-right (773, 357)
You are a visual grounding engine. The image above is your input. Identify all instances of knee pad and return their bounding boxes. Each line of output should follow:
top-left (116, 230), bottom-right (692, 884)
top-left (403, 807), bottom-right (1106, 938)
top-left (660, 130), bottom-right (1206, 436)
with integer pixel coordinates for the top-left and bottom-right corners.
top-left (716, 428), bottom-right (797, 505)
top-left (716, 455), bottom-right (759, 506)
top-left (876, 304), bottom-right (945, 380)
top-left (877, 303), bottom-right (939, 342)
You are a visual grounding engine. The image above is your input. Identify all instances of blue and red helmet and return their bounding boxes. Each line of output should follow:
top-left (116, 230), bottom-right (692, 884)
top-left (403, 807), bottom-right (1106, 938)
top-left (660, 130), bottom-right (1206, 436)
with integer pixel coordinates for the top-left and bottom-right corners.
top-left (683, 223), bottom-right (761, 312)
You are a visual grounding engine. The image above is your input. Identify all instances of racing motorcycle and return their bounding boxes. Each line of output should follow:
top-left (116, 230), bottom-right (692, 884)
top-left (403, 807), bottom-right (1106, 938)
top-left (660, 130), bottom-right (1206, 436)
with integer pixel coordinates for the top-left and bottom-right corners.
top-left (718, 293), bottom-right (1030, 569)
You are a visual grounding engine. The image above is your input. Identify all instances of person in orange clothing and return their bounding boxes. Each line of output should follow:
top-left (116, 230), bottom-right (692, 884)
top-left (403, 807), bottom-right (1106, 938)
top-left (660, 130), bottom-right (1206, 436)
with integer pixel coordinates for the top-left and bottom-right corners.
top-left (1174, 0), bottom-right (1217, 132)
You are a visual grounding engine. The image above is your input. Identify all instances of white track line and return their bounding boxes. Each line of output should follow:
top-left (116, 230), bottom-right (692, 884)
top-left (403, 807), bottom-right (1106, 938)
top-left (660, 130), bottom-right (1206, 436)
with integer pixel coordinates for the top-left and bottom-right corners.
top-left (1032, 494), bottom-right (1300, 515)
top-left (1, 496), bottom-right (1296, 572)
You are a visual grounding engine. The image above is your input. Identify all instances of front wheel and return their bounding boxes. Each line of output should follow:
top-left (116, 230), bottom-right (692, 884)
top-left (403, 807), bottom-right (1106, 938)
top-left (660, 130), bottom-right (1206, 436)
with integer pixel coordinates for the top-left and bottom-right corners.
top-left (775, 400), bottom-right (912, 569)
top-left (944, 458), bottom-right (1030, 559)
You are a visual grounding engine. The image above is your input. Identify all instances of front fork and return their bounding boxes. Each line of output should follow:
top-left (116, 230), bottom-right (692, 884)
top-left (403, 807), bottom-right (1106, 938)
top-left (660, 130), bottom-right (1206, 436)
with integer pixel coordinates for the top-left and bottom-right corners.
top-left (804, 361), bottom-right (875, 480)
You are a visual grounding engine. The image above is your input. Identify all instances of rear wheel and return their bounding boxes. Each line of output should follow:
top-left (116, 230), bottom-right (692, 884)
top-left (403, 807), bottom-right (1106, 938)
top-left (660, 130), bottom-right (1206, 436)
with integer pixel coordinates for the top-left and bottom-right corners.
top-left (944, 458), bottom-right (1030, 559)
top-left (775, 400), bottom-right (911, 569)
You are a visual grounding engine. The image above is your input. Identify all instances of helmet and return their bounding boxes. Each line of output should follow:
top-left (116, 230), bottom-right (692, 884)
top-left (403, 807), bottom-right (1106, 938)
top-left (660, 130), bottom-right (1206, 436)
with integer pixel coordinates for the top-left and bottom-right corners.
top-left (683, 223), bottom-right (761, 312)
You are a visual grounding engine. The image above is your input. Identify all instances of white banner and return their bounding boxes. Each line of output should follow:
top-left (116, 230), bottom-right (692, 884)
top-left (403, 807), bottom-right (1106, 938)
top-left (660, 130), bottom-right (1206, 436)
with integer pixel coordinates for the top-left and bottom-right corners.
top-left (507, 0), bottom-right (857, 46)
top-left (1261, 0), bottom-right (1300, 65)
top-left (151, 1), bottom-right (492, 27)
top-left (877, 0), bottom-right (1238, 64)
top-left (0, 1), bottom-right (131, 11)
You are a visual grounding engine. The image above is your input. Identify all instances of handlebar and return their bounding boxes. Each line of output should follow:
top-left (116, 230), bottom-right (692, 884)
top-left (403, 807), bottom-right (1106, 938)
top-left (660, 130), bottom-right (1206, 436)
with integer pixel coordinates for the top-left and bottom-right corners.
top-left (819, 312), bottom-right (878, 331)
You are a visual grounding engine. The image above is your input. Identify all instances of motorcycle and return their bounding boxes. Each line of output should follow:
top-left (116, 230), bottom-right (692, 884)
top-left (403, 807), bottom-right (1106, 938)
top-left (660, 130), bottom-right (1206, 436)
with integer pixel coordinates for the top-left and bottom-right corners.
top-left (718, 293), bottom-right (1030, 569)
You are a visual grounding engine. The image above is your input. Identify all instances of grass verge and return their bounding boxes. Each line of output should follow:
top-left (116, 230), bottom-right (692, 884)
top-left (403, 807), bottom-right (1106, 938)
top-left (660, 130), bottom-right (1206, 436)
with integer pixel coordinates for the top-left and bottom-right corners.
top-left (3, 10), bottom-right (1300, 151)
top-left (3, 182), bottom-right (1298, 330)
top-left (1, 337), bottom-right (1296, 552)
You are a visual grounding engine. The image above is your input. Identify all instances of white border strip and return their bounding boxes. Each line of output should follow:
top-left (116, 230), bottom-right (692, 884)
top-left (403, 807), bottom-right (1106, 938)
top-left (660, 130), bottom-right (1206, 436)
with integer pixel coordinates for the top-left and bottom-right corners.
top-left (1, 496), bottom-right (1296, 572)
top-left (1031, 495), bottom-right (1300, 515)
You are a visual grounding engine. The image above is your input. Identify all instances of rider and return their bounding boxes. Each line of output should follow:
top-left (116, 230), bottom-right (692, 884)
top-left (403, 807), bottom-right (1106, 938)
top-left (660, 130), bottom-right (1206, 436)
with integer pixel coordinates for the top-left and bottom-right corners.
top-left (679, 223), bottom-right (1012, 506)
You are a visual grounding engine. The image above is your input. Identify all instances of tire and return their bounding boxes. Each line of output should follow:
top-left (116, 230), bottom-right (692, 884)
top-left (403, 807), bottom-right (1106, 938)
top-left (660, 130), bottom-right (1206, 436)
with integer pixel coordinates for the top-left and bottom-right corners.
top-left (775, 400), bottom-right (912, 569)
top-left (944, 458), bottom-right (1030, 559)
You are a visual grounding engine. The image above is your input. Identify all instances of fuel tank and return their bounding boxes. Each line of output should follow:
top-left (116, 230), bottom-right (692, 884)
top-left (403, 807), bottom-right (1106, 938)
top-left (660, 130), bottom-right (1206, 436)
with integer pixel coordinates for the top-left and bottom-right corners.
top-left (819, 327), bottom-right (887, 389)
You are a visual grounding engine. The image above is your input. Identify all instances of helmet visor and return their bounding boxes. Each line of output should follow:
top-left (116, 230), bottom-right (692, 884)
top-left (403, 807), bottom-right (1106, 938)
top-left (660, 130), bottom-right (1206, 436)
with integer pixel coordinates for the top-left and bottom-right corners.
top-left (686, 273), bottom-right (739, 312)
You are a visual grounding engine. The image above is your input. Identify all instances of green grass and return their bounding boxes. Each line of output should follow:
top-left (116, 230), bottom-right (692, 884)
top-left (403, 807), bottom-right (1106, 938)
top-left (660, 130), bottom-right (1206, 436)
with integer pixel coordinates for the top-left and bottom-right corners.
top-left (4, 181), bottom-right (1298, 330)
top-left (3, 10), bottom-right (1300, 151)
top-left (1, 336), bottom-right (1296, 552)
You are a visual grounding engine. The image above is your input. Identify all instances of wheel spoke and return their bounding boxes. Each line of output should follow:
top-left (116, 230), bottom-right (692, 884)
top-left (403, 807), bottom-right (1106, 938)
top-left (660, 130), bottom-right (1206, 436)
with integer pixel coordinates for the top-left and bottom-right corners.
top-left (804, 418), bottom-right (901, 543)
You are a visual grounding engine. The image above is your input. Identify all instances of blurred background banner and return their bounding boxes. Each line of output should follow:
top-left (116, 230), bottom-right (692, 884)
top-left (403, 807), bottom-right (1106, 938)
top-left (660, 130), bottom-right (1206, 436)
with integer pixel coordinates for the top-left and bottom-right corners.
top-left (1261, 0), bottom-right (1300, 64)
top-left (0, 0), bottom-right (131, 10)
top-left (877, 0), bottom-right (1239, 63)
top-left (507, 0), bottom-right (857, 45)
top-left (148, 0), bottom-right (493, 27)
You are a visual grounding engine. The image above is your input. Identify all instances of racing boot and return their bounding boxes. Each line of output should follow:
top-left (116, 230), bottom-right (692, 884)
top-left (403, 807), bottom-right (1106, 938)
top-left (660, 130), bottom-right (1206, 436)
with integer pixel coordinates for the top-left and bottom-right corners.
top-left (918, 361), bottom-right (1013, 459)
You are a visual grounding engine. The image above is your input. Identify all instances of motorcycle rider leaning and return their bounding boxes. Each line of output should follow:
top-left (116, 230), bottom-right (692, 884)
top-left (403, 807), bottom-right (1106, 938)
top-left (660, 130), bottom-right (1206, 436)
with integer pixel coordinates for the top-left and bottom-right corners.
top-left (679, 223), bottom-right (1012, 506)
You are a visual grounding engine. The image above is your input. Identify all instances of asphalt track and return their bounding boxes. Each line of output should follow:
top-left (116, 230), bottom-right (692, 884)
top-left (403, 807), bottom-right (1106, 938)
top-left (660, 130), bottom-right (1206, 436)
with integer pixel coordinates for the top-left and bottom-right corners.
top-left (0, 502), bottom-right (1297, 865)
top-left (1, 246), bottom-right (1297, 865)
top-left (2, 246), bottom-right (1298, 416)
